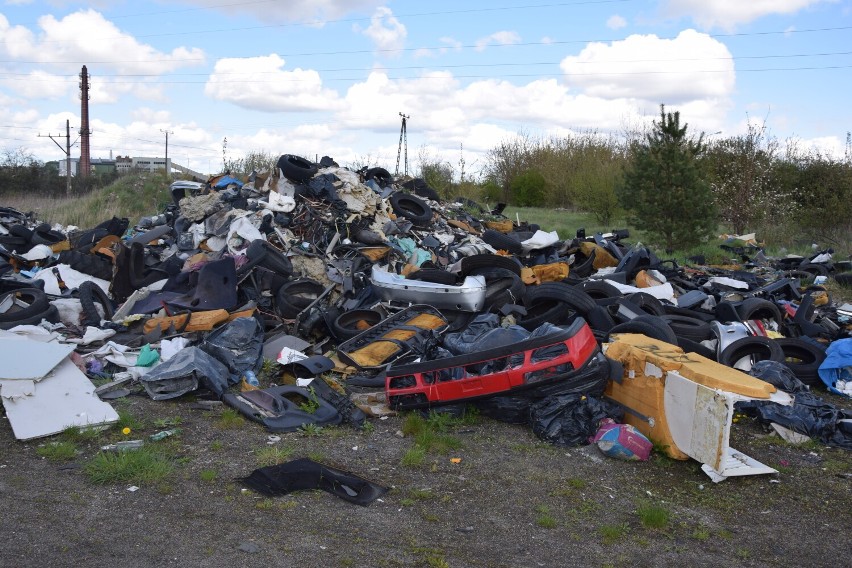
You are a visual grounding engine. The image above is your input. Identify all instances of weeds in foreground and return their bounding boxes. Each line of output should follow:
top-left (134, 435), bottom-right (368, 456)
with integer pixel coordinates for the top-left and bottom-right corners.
top-left (536, 505), bottom-right (558, 528)
top-left (254, 445), bottom-right (293, 467)
top-left (37, 441), bottom-right (78, 461)
top-left (599, 523), bottom-right (629, 545)
top-left (216, 409), bottom-right (245, 429)
top-left (401, 446), bottom-right (426, 467)
top-left (61, 426), bottom-right (103, 444)
top-left (636, 501), bottom-right (671, 529)
top-left (84, 446), bottom-right (174, 485)
top-left (153, 417), bottom-right (183, 428)
top-left (116, 410), bottom-right (145, 432)
top-left (199, 469), bottom-right (218, 482)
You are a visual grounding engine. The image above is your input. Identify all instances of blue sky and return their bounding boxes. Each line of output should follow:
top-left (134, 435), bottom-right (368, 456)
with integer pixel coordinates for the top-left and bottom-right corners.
top-left (1, 0), bottom-right (850, 176)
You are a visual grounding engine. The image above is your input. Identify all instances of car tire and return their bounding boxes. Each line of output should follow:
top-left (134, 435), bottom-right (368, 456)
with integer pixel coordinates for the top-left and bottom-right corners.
top-left (78, 281), bottom-right (114, 326)
top-left (459, 254), bottom-right (521, 276)
top-left (518, 282), bottom-right (595, 330)
top-left (277, 154), bottom-right (317, 183)
top-left (275, 278), bottom-right (325, 318)
top-left (332, 309), bottom-right (384, 340)
top-left (609, 314), bottom-right (678, 345)
top-left (774, 337), bottom-right (827, 387)
top-left (736, 297), bottom-right (783, 326)
top-left (389, 193), bottom-right (433, 226)
top-left (481, 229), bottom-right (524, 255)
top-left (0, 288), bottom-right (50, 324)
top-left (719, 336), bottom-right (785, 370)
top-left (661, 313), bottom-right (713, 341)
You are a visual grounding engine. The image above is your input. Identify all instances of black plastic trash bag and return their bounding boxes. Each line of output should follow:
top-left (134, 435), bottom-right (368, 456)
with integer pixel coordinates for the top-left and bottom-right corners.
top-left (443, 312), bottom-right (529, 356)
top-left (530, 394), bottom-right (623, 447)
top-left (140, 346), bottom-right (230, 400)
top-left (240, 458), bottom-right (389, 506)
top-left (200, 316), bottom-right (264, 384)
top-left (749, 360), bottom-right (810, 394)
top-left (739, 391), bottom-right (852, 450)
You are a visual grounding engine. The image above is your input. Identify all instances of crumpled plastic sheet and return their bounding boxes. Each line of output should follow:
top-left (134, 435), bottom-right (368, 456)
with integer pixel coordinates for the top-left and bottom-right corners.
top-left (529, 394), bottom-right (624, 447)
top-left (444, 313), bottom-right (525, 356)
top-left (818, 337), bottom-right (852, 397)
top-left (739, 361), bottom-right (852, 450)
top-left (200, 316), bottom-right (264, 384)
top-left (140, 346), bottom-right (230, 400)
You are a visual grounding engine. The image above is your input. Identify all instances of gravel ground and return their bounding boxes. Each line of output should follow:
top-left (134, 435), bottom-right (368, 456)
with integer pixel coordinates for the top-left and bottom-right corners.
top-left (1, 383), bottom-right (850, 568)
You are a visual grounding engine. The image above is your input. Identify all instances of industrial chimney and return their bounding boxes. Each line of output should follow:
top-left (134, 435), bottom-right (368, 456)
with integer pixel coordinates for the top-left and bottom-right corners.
top-left (79, 65), bottom-right (91, 178)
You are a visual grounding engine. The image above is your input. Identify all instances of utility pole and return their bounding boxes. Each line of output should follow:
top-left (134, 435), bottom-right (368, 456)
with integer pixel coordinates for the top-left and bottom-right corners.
top-left (395, 113), bottom-right (409, 177)
top-left (39, 119), bottom-right (73, 196)
top-left (160, 129), bottom-right (174, 179)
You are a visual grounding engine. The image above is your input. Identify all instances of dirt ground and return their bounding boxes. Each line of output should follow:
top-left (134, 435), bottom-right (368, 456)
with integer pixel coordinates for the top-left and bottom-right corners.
top-left (1, 380), bottom-right (850, 568)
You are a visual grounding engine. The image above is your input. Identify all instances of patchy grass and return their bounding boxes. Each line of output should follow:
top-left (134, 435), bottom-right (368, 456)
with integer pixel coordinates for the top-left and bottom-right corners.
top-left (401, 446), bottom-right (426, 467)
top-left (60, 425), bottom-right (103, 444)
top-left (692, 526), bottom-right (711, 541)
top-left (36, 441), bottom-right (78, 461)
top-left (199, 469), bottom-right (218, 482)
top-left (254, 445), bottom-right (293, 467)
top-left (599, 523), bottom-right (629, 545)
top-left (410, 488), bottom-right (436, 501)
top-left (84, 446), bottom-right (174, 485)
top-left (116, 409), bottom-right (145, 432)
top-left (535, 505), bottom-right (558, 528)
top-left (153, 417), bottom-right (183, 428)
top-left (216, 409), bottom-right (246, 429)
top-left (636, 501), bottom-right (671, 529)
top-left (209, 440), bottom-right (223, 451)
top-left (300, 423), bottom-right (323, 437)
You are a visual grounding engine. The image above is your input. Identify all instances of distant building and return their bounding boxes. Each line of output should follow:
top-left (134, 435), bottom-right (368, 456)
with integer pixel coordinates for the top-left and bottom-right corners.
top-left (132, 157), bottom-right (171, 173)
top-left (57, 158), bottom-right (79, 177)
top-left (91, 158), bottom-right (116, 176)
top-left (116, 155), bottom-right (132, 174)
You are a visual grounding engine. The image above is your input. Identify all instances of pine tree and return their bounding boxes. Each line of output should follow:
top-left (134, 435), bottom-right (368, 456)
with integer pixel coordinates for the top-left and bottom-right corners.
top-left (619, 105), bottom-right (718, 251)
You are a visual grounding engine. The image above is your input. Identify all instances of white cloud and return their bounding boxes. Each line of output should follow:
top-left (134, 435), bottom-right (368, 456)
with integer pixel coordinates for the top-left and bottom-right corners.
top-left (180, 0), bottom-right (383, 24)
top-left (354, 6), bottom-right (407, 54)
top-left (1, 71), bottom-right (71, 99)
top-left (474, 30), bottom-right (521, 52)
top-left (413, 37), bottom-right (462, 58)
top-left (607, 15), bottom-right (628, 29)
top-left (660, 0), bottom-right (833, 30)
top-left (204, 54), bottom-right (342, 112)
top-left (559, 30), bottom-right (735, 104)
top-left (0, 10), bottom-right (205, 75)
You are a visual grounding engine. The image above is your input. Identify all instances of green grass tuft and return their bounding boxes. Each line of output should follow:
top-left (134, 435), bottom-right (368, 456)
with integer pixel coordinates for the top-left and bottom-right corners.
top-left (401, 446), bottom-right (426, 467)
top-left (37, 441), bottom-right (78, 461)
top-left (199, 469), bottom-right (218, 482)
top-left (254, 446), bottom-right (293, 467)
top-left (599, 523), bottom-right (629, 545)
top-left (216, 409), bottom-right (245, 429)
top-left (84, 446), bottom-right (174, 485)
top-left (636, 501), bottom-right (671, 529)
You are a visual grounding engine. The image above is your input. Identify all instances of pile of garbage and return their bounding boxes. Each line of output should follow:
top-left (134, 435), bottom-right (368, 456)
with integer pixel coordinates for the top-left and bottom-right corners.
top-left (1, 153), bottom-right (850, 484)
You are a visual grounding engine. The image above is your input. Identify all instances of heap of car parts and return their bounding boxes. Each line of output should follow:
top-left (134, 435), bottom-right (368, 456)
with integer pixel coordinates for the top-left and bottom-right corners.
top-left (1, 154), bottom-right (850, 481)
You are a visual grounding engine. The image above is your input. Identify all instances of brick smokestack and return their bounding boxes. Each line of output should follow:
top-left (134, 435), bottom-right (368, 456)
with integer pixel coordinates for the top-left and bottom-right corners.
top-left (79, 65), bottom-right (91, 178)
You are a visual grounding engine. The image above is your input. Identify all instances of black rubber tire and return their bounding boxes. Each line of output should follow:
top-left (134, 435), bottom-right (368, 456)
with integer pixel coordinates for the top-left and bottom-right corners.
top-left (275, 278), bottom-right (325, 318)
top-left (57, 250), bottom-right (114, 281)
top-left (737, 297), bottom-right (783, 326)
top-left (518, 282), bottom-right (596, 330)
top-left (800, 262), bottom-right (829, 277)
top-left (625, 292), bottom-right (666, 316)
top-left (0, 304), bottom-right (59, 330)
top-left (468, 267), bottom-right (525, 312)
top-left (833, 273), bottom-right (852, 287)
top-left (719, 336), bottom-right (785, 369)
top-left (459, 254), bottom-right (521, 276)
top-left (0, 288), bottom-right (50, 323)
top-left (389, 193), bottom-right (433, 225)
top-left (407, 268), bottom-right (458, 285)
top-left (277, 154), bottom-right (317, 183)
top-left (570, 250), bottom-right (597, 278)
top-left (579, 279), bottom-right (623, 300)
top-left (78, 281), bottom-right (114, 326)
top-left (662, 304), bottom-right (716, 322)
top-left (402, 179), bottom-right (440, 201)
top-left (608, 315), bottom-right (678, 345)
top-left (661, 313), bottom-right (713, 341)
top-left (332, 309), bottom-right (384, 340)
top-left (481, 229), bottom-right (524, 255)
top-left (677, 336), bottom-right (717, 360)
top-left (774, 337), bottom-right (827, 386)
top-left (584, 305), bottom-right (615, 333)
top-left (364, 167), bottom-right (393, 187)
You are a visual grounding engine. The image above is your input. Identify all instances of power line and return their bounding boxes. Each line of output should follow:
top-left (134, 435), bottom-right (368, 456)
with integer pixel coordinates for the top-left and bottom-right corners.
top-left (5, 62), bottom-right (851, 86)
top-left (1, 49), bottom-right (850, 79)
